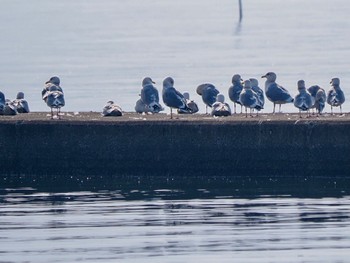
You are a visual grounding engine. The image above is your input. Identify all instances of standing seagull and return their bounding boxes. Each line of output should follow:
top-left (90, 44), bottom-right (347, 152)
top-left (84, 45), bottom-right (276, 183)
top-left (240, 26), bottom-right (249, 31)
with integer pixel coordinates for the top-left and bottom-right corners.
top-left (162, 77), bottom-right (192, 119)
top-left (327, 77), bottom-right (345, 115)
top-left (261, 72), bottom-right (294, 113)
top-left (249, 78), bottom-right (265, 110)
top-left (308, 85), bottom-right (326, 115)
top-left (140, 77), bottom-right (164, 113)
top-left (196, 83), bottom-right (219, 114)
top-left (13, 92), bottom-right (30, 113)
top-left (42, 76), bottom-right (65, 119)
top-left (0, 91), bottom-right (5, 115)
top-left (294, 80), bottom-right (314, 118)
top-left (239, 80), bottom-right (263, 117)
top-left (228, 74), bottom-right (243, 114)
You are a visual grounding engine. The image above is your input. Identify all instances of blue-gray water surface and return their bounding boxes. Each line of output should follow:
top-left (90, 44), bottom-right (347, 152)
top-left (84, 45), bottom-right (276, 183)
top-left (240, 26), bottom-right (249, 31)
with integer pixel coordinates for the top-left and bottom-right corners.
top-left (1, 176), bottom-right (350, 262)
top-left (0, 0), bottom-right (350, 114)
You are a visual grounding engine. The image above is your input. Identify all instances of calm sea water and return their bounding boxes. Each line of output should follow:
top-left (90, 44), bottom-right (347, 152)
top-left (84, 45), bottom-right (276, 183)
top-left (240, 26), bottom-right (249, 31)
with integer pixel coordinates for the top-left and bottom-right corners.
top-left (0, 0), bottom-right (349, 113)
top-left (1, 176), bottom-right (350, 263)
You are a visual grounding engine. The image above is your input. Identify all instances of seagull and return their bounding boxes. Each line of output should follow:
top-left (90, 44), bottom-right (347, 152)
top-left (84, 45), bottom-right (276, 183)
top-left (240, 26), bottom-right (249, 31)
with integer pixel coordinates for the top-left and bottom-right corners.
top-left (178, 92), bottom-right (199, 114)
top-left (211, 93), bottom-right (231, 117)
top-left (228, 74), bottom-right (243, 114)
top-left (249, 78), bottom-right (265, 110)
top-left (294, 80), bottom-right (314, 118)
top-left (42, 76), bottom-right (65, 119)
top-left (196, 83), bottom-right (219, 114)
top-left (239, 80), bottom-right (262, 117)
top-left (140, 77), bottom-right (164, 114)
top-left (261, 72), bottom-right (294, 113)
top-left (3, 99), bottom-right (17, 116)
top-left (0, 91), bottom-right (5, 115)
top-left (307, 85), bottom-right (326, 115)
top-left (12, 92), bottom-right (30, 113)
top-left (102, 101), bottom-right (123, 116)
top-left (327, 77), bottom-right (345, 115)
top-left (162, 77), bottom-right (192, 119)
top-left (134, 98), bottom-right (148, 114)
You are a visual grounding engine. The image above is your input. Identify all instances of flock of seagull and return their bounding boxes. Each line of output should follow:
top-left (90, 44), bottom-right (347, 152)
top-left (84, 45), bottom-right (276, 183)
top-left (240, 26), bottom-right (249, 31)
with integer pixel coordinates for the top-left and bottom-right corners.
top-left (134, 72), bottom-right (345, 119)
top-left (0, 72), bottom-right (346, 119)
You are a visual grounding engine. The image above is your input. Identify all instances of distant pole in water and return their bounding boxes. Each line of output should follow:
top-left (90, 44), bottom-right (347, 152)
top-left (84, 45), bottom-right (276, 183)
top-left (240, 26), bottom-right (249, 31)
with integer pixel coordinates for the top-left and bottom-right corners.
top-left (238, 0), bottom-right (243, 22)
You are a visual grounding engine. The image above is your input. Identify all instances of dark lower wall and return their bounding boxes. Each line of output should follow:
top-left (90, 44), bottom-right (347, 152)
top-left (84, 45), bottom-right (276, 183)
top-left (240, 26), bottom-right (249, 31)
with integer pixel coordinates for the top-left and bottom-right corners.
top-left (0, 120), bottom-right (349, 177)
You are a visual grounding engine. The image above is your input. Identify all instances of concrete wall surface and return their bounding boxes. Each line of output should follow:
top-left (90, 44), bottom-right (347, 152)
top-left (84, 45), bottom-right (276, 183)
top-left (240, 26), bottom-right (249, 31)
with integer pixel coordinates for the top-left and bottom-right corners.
top-left (0, 119), bottom-right (349, 177)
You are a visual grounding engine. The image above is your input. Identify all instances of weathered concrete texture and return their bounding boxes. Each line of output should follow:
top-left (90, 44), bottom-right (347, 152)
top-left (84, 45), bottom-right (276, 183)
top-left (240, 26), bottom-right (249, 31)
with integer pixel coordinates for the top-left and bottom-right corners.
top-left (1, 113), bottom-right (350, 177)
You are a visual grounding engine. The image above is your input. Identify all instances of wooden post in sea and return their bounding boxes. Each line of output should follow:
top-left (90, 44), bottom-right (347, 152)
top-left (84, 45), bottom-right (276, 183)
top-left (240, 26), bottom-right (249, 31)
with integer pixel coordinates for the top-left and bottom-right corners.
top-left (238, 0), bottom-right (243, 22)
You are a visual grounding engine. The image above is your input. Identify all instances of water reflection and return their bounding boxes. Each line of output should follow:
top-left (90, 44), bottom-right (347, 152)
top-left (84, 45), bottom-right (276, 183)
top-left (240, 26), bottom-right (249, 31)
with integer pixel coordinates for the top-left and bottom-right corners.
top-left (1, 176), bottom-right (350, 262)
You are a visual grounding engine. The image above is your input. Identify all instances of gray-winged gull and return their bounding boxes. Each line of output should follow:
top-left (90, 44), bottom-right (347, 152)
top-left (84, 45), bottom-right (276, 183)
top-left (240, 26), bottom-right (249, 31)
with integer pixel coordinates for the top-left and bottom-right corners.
top-left (178, 92), bottom-right (199, 114)
top-left (228, 74), bottom-right (243, 114)
top-left (249, 78), bottom-right (265, 110)
top-left (196, 83), bottom-right (219, 114)
top-left (162, 77), bottom-right (192, 119)
top-left (211, 93), bottom-right (231, 117)
top-left (261, 72), bottom-right (294, 113)
top-left (140, 77), bottom-right (164, 114)
top-left (102, 101), bottom-right (123, 116)
top-left (239, 80), bottom-right (263, 117)
top-left (307, 85), bottom-right (326, 115)
top-left (13, 92), bottom-right (30, 113)
top-left (294, 80), bottom-right (314, 118)
top-left (135, 98), bottom-right (148, 114)
top-left (327, 77), bottom-right (345, 115)
top-left (0, 91), bottom-right (5, 115)
top-left (42, 76), bottom-right (65, 119)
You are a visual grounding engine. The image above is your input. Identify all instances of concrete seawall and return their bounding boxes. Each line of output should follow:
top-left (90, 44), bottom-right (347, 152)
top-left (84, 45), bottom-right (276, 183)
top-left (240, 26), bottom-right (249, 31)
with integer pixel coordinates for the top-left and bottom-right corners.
top-left (1, 112), bottom-right (350, 177)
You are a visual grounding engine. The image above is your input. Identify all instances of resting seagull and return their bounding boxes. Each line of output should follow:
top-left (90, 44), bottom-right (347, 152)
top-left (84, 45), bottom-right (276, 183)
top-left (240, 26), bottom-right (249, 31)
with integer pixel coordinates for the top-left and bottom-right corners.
top-left (327, 77), bottom-right (345, 115)
top-left (228, 74), bottom-right (243, 114)
top-left (102, 101), bottom-right (123, 116)
top-left (294, 80), bottom-right (314, 118)
top-left (13, 92), bottom-right (30, 113)
top-left (196, 83), bottom-right (219, 114)
top-left (178, 92), bottom-right (199, 114)
top-left (261, 72), bottom-right (294, 113)
top-left (162, 77), bottom-right (192, 119)
top-left (211, 94), bottom-right (231, 117)
top-left (308, 85), bottom-right (326, 115)
top-left (42, 76), bottom-right (65, 119)
top-left (140, 77), bottom-right (164, 113)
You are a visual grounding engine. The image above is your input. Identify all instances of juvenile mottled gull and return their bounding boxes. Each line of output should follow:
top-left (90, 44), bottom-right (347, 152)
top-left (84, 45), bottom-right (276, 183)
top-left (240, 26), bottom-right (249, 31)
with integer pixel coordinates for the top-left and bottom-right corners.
top-left (239, 80), bottom-right (262, 117)
top-left (13, 92), bottom-right (30, 113)
top-left (327, 77), bottom-right (345, 115)
top-left (294, 80), bottom-right (314, 118)
top-left (162, 77), bottom-right (192, 119)
top-left (102, 101), bottom-right (123, 117)
top-left (140, 77), bottom-right (164, 113)
top-left (211, 93), bottom-right (231, 117)
top-left (307, 85), bottom-right (326, 115)
top-left (42, 76), bottom-right (65, 119)
top-left (196, 83), bottom-right (219, 114)
top-left (3, 99), bottom-right (17, 116)
top-left (178, 92), bottom-right (199, 114)
top-left (228, 74), bottom-right (243, 114)
top-left (261, 72), bottom-right (294, 113)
